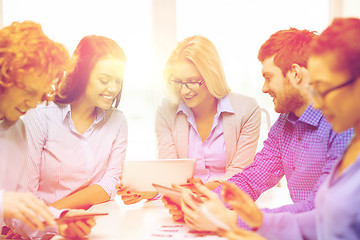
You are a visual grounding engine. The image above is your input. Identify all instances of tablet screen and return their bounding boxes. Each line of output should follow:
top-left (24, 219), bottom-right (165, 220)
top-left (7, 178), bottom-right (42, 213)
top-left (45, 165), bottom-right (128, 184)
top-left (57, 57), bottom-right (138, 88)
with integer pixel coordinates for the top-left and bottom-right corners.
top-left (152, 183), bottom-right (182, 205)
top-left (122, 158), bottom-right (196, 191)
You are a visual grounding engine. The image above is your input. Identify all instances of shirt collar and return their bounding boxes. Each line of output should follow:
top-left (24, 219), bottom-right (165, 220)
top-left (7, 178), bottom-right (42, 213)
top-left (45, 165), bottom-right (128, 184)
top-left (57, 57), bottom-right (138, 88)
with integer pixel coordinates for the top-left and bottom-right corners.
top-left (177, 94), bottom-right (234, 117)
top-left (0, 118), bottom-right (18, 132)
top-left (61, 104), bottom-right (71, 121)
top-left (94, 108), bottom-right (106, 123)
top-left (287, 104), bottom-right (323, 127)
top-left (61, 104), bottom-right (106, 124)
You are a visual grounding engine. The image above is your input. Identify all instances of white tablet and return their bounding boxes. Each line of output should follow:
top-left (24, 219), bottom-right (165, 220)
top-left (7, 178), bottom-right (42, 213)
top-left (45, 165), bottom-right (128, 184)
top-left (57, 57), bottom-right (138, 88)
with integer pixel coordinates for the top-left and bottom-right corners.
top-left (152, 183), bottom-right (182, 205)
top-left (121, 158), bottom-right (196, 192)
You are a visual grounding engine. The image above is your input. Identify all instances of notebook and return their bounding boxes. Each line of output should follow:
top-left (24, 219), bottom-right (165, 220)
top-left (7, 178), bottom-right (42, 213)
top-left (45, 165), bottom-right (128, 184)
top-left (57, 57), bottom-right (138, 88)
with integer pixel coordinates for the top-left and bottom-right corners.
top-left (121, 158), bottom-right (196, 192)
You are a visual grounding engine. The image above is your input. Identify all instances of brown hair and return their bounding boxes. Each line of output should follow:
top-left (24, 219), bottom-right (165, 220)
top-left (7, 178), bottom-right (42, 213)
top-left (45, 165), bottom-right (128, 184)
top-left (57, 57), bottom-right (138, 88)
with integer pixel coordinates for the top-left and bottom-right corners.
top-left (310, 18), bottom-right (360, 77)
top-left (55, 35), bottom-right (126, 107)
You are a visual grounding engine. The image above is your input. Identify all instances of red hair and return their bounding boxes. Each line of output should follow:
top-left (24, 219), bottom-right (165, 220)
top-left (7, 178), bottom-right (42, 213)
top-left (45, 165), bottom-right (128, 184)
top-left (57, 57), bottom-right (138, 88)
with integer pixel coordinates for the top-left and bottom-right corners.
top-left (258, 28), bottom-right (317, 76)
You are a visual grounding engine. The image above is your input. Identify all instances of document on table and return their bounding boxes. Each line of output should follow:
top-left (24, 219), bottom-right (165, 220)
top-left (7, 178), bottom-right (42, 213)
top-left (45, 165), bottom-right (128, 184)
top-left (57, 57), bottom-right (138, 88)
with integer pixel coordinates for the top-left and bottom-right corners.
top-left (146, 223), bottom-right (226, 239)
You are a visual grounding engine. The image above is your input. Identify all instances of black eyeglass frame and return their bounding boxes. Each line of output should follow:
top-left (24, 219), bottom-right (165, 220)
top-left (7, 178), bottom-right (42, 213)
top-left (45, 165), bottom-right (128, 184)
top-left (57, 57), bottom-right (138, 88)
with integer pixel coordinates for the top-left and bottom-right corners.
top-left (170, 79), bottom-right (205, 90)
top-left (311, 76), bottom-right (358, 99)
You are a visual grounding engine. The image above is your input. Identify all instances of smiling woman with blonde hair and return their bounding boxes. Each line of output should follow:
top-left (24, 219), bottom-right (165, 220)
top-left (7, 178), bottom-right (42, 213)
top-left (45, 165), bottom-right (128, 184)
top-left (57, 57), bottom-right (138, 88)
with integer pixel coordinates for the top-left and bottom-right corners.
top-left (157, 35), bottom-right (261, 186)
top-left (163, 35), bottom-right (231, 102)
top-left (117, 35), bottom-right (261, 206)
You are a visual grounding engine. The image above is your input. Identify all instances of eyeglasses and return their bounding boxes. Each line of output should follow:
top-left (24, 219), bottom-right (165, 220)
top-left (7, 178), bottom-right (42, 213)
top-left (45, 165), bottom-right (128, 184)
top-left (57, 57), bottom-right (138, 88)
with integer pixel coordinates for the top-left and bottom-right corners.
top-left (310, 76), bottom-right (358, 100)
top-left (170, 79), bottom-right (205, 90)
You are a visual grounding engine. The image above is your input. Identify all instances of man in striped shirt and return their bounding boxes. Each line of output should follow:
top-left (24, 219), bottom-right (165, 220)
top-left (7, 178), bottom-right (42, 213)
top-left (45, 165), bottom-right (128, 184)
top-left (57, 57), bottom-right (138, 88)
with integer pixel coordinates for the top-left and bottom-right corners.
top-left (166, 28), bottom-right (354, 230)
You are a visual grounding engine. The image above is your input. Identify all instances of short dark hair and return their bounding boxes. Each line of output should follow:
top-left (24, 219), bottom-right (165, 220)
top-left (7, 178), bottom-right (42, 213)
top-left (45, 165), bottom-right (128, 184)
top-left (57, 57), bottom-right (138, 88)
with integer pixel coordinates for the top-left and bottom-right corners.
top-left (56, 35), bottom-right (126, 107)
top-left (310, 18), bottom-right (360, 78)
top-left (258, 28), bottom-right (317, 76)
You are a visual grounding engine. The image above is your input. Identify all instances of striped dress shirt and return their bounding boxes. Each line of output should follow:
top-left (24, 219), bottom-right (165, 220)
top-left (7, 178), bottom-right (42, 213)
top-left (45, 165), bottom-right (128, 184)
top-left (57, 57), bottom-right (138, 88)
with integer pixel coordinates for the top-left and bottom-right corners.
top-left (215, 105), bottom-right (353, 215)
top-left (23, 102), bottom-right (127, 204)
top-left (178, 95), bottom-right (234, 183)
top-left (0, 119), bottom-right (67, 239)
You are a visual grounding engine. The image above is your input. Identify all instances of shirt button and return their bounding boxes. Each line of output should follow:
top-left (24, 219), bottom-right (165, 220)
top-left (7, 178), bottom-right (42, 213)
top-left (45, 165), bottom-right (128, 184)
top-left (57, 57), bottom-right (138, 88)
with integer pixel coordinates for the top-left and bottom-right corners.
top-left (293, 167), bottom-right (295, 171)
top-left (290, 194), bottom-right (293, 199)
top-left (297, 137), bottom-right (301, 141)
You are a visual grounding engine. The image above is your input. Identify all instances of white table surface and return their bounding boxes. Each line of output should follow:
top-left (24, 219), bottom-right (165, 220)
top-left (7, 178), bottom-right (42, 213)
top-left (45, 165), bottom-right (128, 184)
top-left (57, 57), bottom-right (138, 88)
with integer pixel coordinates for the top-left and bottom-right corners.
top-left (52, 185), bottom-right (292, 240)
top-left (52, 196), bottom-right (226, 240)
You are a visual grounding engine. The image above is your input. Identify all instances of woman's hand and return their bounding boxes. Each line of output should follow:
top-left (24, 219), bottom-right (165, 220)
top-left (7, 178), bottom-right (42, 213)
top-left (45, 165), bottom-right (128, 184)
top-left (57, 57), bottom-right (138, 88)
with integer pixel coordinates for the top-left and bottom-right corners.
top-left (116, 184), bottom-right (157, 205)
top-left (221, 181), bottom-right (263, 229)
top-left (3, 191), bottom-right (56, 230)
top-left (58, 209), bottom-right (96, 239)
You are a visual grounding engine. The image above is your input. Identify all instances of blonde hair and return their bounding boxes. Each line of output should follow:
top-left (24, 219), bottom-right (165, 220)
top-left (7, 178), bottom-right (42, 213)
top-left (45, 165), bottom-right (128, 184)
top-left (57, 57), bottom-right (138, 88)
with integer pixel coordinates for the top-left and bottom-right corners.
top-left (0, 21), bottom-right (69, 99)
top-left (164, 35), bottom-right (230, 102)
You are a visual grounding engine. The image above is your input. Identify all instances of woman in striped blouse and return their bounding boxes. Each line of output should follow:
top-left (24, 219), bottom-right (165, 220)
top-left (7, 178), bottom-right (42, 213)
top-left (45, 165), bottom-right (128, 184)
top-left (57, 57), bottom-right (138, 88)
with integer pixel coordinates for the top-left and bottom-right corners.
top-left (23, 35), bottom-right (128, 210)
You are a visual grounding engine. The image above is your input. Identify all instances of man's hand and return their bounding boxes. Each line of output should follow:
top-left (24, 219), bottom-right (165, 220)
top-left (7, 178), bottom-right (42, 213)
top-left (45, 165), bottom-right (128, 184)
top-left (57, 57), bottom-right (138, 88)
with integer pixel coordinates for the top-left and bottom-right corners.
top-left (221, 181), bottom-right (263, 229)
top-left (220, 226), bottom-right (266, 240)
top-left (181, 184), bottom-right (237, 232)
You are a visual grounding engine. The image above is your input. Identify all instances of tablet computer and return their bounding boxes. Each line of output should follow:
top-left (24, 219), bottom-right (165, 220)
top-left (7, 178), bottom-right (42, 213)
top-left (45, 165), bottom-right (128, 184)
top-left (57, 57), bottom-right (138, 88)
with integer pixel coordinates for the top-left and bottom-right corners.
top-left (47, 213), bottom-right (108, 225)
top-left (152, 183), bottom-right (182, 205)
top-left (121, 158), bottom-right (196, 191)
top-left (152, 183), bottom-right (202, 206)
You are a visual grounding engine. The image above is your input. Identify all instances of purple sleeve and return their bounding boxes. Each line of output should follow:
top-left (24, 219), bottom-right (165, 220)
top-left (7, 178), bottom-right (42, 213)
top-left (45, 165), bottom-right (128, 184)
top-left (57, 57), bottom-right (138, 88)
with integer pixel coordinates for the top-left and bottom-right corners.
top-left (261, 128), bottom-right (353, 214)
top-left (258, 210), bottom-right (317, 240)
top-left (214, 118), bottom-right (285, 200)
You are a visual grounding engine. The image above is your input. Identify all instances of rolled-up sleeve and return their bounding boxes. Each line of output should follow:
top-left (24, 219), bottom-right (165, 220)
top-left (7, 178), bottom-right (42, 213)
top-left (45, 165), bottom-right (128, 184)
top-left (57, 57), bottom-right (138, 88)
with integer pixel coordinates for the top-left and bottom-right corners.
top-left (95, 113), bottom-right (127, 199)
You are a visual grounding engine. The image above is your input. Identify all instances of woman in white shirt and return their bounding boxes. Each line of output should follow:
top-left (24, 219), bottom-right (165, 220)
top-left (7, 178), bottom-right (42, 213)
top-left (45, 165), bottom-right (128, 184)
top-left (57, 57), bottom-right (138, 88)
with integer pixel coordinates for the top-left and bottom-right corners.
top-left (24, 35), bottom-right (128, 210)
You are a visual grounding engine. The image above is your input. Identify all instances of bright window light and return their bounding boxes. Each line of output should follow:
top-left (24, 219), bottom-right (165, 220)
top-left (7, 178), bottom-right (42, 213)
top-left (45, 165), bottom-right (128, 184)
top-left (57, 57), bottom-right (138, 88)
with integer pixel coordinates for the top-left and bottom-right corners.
top-left (3, 0), bottom-right (330, 158)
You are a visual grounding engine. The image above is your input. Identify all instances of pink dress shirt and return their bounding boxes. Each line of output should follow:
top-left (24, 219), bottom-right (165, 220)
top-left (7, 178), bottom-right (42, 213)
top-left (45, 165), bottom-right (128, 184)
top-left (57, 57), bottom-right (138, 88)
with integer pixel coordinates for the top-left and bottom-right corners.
top-left (0, 118), bottom-right (67, 239)
top-left (0, 119), bottom-right (27, 227)
top-left (179, 95), bottom-right (231, 182)
top-left (23, 102), bottom-right (127, 204)
top-left (156, 92), bottom-right (261, 180)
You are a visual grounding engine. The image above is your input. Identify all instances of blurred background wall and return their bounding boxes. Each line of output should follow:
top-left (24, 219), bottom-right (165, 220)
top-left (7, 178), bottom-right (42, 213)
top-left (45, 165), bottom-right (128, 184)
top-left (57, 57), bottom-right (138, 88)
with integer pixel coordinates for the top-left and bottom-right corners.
top-left (1, 0), bottom-right (359, 159)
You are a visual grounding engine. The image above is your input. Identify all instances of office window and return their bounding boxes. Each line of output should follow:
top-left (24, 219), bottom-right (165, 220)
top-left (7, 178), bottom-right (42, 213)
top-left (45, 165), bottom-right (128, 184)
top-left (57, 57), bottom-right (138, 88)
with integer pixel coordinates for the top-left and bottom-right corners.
top-left (3, 0), bottom-right (330, 158)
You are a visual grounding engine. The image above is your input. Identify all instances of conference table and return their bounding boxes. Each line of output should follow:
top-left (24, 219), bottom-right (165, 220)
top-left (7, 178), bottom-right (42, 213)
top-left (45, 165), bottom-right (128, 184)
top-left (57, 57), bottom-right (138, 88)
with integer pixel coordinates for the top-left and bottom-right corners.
top-left (53, 196), bottom-right (226, 240)
top-left (52, 185), bottom-right (292, 240)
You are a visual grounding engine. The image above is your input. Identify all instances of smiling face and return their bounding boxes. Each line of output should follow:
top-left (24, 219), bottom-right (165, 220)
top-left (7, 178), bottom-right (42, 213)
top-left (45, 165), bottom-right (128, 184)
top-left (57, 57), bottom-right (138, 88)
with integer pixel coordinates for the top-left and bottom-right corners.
top-left (308, 53), bottom-right (360, 133)
top-left (0, 71), bottom-right (51, 121)
top-left (82, 57), bottom-right (124, 110)
top-left (261, 56), bottom-right (306, 115)
top-left (171, 59), bottom-right (215, 110)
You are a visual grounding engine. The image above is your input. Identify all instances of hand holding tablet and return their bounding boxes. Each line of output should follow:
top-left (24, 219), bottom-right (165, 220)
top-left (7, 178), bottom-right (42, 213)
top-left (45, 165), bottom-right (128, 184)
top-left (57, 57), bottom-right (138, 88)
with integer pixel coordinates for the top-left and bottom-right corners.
top-left (55, 212), bottom-right (108, 224)
top-left (152, 183), bottom-right (182, 205)
top-left (155, 183), bottom-right (231, 232)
